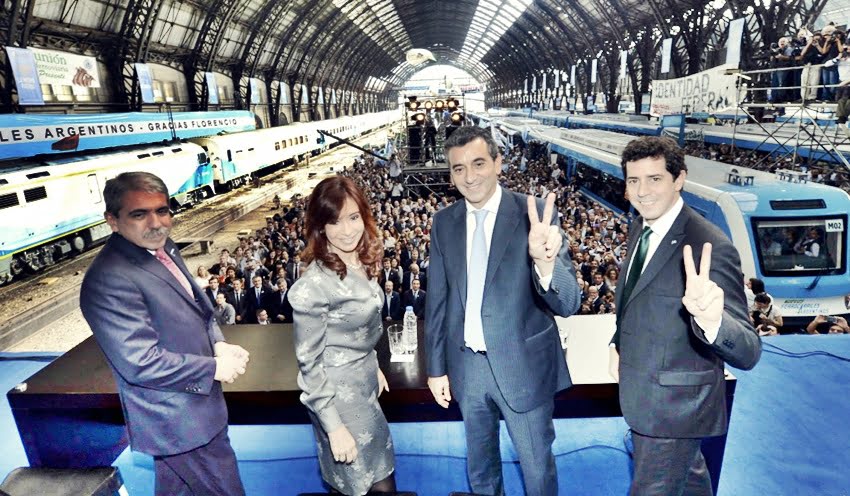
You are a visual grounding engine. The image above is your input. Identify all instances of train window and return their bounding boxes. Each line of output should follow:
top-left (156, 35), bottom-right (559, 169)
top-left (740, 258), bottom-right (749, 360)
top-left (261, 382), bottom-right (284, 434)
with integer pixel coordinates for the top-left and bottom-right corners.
top-left (137, 153), bottom-right (150, 159)
top-left (752, 217), bottom-right (846, 275)
top-left (197, 153), bottom-right (207, 165)
top-left (26, 171), bottom-right (50, 179)
top-left (0, 179), bottom-right (7, 185)
top-left (0, 192), bottom-right (19, 209)
top-left (227, 150), bottom-right (232, 162)
top-left (275, 142), bottom-right (281, 151)
top-left (282, 141), bottom-right (287, 148)
top-left (24, 186), bottom-right (47, 203)
top-left (172, 148), bottom-right (183, 153)
top-left (152, 151), bottom-right (164, 157)
top-left (248, 148), bottom-right (255, 152)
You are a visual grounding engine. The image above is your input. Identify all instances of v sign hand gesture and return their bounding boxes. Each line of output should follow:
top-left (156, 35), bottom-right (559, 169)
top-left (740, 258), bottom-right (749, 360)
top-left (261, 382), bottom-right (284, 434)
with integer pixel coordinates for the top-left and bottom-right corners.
top-left (682, 243), bottom-right (724, 329)
top-left (527, 192), bottom-right (562, 277)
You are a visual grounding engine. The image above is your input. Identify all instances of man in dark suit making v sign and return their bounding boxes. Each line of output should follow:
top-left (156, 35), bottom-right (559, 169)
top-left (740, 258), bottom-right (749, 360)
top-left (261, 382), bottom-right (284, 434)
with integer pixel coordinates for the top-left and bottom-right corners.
top-left (425, 126), bottom-right (581, 495)
top-left (609, 137), bottom-right (761, 496)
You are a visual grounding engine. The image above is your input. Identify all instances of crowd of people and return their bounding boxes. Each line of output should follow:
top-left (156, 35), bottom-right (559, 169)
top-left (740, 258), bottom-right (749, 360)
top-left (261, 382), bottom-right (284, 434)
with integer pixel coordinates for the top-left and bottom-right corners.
top-left (192, 137), bottom-right (850, 336)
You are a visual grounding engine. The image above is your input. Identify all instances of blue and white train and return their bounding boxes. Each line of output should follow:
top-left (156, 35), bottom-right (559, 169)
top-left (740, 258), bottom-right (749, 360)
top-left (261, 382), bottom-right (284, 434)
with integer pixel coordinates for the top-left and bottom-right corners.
top-left (0, 109), bottom-right (400, 283)
top-left (527, 125), bottom-right (850, 323)
top-left (0, 111), bottom-right (257, 161)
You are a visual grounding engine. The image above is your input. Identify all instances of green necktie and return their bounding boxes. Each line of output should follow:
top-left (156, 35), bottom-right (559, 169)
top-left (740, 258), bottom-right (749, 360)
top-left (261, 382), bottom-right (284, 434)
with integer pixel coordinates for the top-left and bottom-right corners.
top-left (619, 226), bottom-right (652, 309)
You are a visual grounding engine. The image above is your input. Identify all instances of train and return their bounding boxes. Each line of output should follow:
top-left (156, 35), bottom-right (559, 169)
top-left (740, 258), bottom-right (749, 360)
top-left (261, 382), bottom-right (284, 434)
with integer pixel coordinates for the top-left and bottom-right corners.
top-left (476, 109), bottom-right (850, 165)
top-left (522, 123), bottom-right (850, 324)
top-left (0, 109), bottom-right (401, 283)
top-left (0, 111), bottom-right (257, 161)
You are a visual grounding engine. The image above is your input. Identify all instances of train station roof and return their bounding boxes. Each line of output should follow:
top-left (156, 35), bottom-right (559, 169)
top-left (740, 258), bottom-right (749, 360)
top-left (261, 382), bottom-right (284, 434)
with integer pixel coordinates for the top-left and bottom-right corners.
top-left (17, 0), bottom-right (707, 95)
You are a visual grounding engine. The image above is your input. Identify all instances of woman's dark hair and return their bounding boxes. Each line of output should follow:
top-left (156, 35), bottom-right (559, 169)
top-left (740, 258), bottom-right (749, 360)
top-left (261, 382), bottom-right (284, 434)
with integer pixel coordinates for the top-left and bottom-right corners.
top-left (302, 176), bottom-right (382, 280)
top-left (749, 277), bottom-right (766, 294)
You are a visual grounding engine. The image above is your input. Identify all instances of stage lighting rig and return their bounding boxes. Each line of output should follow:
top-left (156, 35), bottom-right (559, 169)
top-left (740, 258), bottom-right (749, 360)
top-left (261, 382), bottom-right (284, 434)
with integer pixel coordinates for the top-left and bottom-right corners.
top-left (406, 95), bottom-right (420, 111)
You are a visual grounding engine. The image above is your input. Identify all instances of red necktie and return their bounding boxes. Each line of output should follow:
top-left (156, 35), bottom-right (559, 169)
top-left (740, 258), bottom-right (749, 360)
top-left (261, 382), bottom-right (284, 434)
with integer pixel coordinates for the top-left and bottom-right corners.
top-left (155, 248), bottom-right (193, 297)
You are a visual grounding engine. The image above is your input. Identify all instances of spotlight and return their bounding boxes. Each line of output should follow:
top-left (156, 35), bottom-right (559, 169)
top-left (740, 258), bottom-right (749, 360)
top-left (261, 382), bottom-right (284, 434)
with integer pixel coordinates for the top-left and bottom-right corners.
top-left (406, 95), bottom-right (419, 111)
top-left (424, 100), bottom-right (434, 110)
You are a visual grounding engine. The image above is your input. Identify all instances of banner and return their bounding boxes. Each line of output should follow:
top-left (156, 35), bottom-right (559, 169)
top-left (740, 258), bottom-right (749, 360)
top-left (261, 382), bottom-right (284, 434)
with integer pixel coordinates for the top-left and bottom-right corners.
top-left (620, 50), bottom-right (628, 80)
top-left (554, 70), bottom-right (560, 88)
top-left (725, 18), bottom-right (745, 68)
top-left (30, 47), bottom-right (100, 88)
top-left (0, 111), bottom-right (255, 160)
top-left (591, 59), bottom-right (598, 83)
top-left (524, 78), bottom-right (528, 95)
top-left (542, 73), bottom-right (547, 93)
top-left (5, 47), bottom-right (43, 105)
top-left (661, 38), bottom-right (672, 74)
top-left (532, 75), bottom-right (537, 93)
top-left (650, 64), bottom-right (742, 116)
top-left (134, 63), bottom-right (155, 104)
top-left (205, 72), bottom-right (219, 104)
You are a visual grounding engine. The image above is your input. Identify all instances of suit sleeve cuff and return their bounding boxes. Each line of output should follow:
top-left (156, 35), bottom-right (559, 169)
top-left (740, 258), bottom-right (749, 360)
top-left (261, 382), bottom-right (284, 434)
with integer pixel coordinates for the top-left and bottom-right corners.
top-left (696, 316), bottom-right (722, 343)
top-left (534, 265), bottom-right (553, 291)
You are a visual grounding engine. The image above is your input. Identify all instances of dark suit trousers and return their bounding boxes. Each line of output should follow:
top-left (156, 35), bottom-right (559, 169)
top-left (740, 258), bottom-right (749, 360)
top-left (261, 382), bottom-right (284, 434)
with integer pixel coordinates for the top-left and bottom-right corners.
top-left (154, 426), bottom-right (245, 496)
top-left (630, 431), bottom-right (712, 496)
top-left (457, 350), bottom-right (557, 496)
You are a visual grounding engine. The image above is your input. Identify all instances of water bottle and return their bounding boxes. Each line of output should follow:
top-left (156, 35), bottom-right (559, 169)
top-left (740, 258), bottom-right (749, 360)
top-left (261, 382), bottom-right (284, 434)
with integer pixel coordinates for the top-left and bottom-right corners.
top-left (403, 306), bottom-right (418, 353)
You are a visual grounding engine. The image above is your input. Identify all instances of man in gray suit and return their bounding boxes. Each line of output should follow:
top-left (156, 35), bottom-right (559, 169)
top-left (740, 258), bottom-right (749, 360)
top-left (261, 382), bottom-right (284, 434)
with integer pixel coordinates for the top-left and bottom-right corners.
top-left (608, 137), bottom-right (761, 495)
top-left (425, 126), bottom-right (581, 495)
top-left (80, 172), bottom-right (249, 495)
top-left (214, 292), bottom-right (236, 325)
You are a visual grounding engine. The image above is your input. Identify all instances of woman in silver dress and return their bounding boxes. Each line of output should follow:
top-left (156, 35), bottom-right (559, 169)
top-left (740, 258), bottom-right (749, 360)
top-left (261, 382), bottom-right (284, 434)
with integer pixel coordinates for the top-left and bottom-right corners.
top-left (289, 176), bottom-right (396, 495)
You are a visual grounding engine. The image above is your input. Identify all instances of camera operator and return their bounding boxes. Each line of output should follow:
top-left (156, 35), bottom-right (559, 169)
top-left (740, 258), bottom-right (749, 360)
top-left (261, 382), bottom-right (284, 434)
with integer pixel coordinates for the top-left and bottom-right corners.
top-left (751, 292), bottom-right (784, 336)
top-left (805, 314), bottom-right (850, 334)
top-left (770, 37), bottom-right (794, 103)
top-left (800, 29), bottom-right (825, 101)
top-left (818, 24), bottom-right (843, 100)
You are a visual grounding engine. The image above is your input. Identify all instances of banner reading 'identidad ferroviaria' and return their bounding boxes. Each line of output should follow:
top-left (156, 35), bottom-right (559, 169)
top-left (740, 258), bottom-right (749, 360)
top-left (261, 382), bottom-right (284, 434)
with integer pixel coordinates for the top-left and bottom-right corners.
top-left (651, 64), bottom-right (743, 116)
top-left (29, 47), bottom-right (102, 88)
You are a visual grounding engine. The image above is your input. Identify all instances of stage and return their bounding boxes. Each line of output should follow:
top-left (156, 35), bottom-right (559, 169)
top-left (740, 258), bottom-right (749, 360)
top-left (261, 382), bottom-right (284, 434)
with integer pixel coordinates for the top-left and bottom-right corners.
top-left (6, 321), bottom-right (736, 492)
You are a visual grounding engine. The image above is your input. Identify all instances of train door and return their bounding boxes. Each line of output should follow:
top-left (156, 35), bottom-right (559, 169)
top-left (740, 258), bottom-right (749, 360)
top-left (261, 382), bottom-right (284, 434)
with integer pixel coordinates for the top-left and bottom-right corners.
top-left (87, 174), bottom-right (102, 205)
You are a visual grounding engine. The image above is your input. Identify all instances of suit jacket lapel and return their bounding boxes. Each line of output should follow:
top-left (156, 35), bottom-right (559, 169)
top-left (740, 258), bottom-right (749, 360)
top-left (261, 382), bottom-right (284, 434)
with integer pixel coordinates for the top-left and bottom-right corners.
top-left (113, 235), bottom-right (204, 314)
top-left (444, 202), bottom-right (468, 311)
top-left (627, 209), bottom-right (689, 304)
top-left (616, 221), bottom-right (643, 311)
top-left (485, 191), bottom-right (520, 288)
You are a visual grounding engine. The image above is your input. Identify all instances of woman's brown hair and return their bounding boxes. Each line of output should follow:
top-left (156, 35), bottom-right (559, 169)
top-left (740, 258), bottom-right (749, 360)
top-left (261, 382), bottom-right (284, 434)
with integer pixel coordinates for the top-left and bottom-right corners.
top-left (302, 176), bottom-right (382, 280)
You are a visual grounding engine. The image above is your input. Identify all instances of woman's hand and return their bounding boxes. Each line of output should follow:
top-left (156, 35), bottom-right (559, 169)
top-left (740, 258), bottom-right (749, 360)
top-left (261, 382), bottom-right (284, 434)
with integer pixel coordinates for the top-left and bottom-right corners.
top-left (377, 368), bottom-right (390, 397)
top-left (328, 425), bottom-right (358, 464)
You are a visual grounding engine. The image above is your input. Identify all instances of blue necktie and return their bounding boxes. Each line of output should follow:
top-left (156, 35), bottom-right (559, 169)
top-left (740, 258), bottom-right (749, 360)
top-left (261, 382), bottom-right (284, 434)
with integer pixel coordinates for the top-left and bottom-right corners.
top-left (465, 209), bottom-right (489, 351)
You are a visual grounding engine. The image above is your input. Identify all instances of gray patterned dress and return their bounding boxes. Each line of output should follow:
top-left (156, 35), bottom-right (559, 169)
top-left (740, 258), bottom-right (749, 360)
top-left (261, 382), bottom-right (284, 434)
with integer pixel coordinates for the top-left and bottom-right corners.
top-left (289, 262), bottom-right (395, 495)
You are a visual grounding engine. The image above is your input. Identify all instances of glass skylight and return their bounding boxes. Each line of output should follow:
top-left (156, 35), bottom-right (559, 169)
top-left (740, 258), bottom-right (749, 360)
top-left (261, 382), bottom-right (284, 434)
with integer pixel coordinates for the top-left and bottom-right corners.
top-left (460, 0), bottom-right (534, 63)
top-left (332, 0), bottom-right (412, 60)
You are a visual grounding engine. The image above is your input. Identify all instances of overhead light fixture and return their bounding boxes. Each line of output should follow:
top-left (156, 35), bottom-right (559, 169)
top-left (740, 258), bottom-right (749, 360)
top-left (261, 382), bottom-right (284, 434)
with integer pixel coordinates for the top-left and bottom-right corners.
top-left (406, 95), bottom-right (419, 111)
